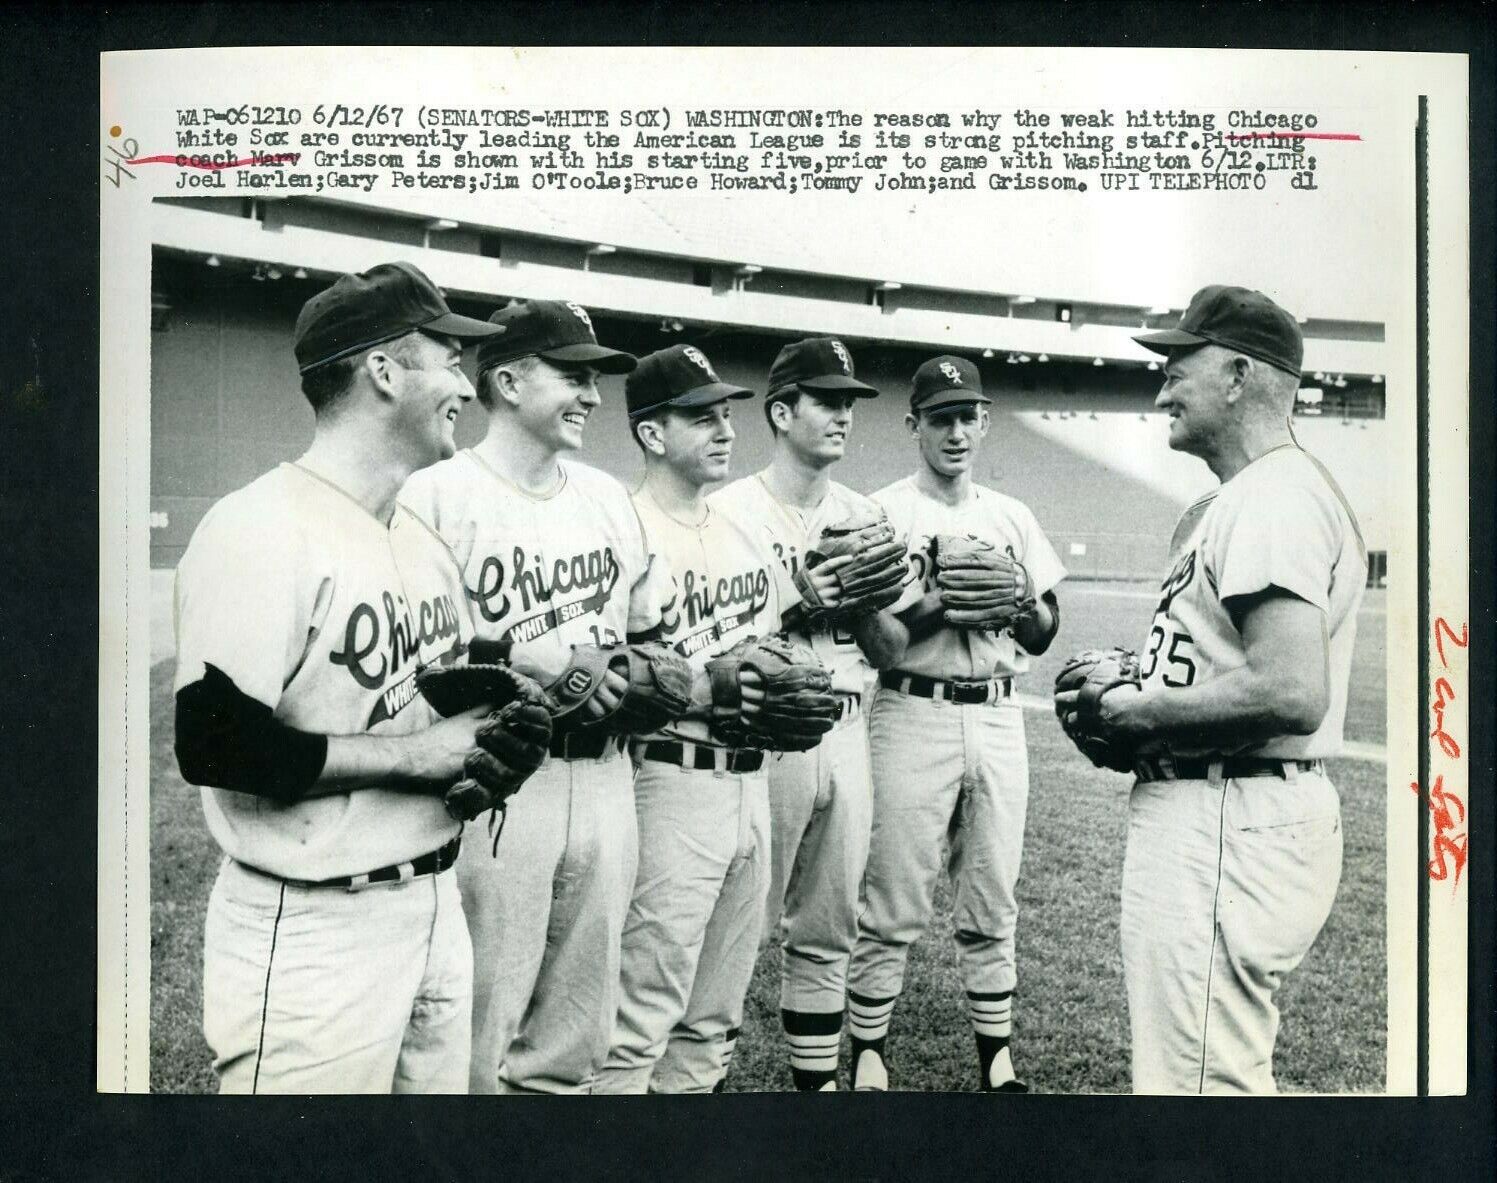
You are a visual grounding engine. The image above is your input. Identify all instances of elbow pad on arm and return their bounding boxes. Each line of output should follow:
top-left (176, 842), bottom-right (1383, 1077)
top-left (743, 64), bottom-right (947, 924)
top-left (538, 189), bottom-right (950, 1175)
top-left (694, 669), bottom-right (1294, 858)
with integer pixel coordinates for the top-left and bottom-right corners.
top-left (175, 664), bottom-right (328, 804)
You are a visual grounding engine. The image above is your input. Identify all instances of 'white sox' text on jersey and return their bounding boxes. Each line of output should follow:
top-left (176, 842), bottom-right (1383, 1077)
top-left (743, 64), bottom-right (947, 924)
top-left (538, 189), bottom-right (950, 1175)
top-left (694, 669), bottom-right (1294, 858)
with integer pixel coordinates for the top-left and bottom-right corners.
top-left (400, 452), bottom-right (673, 662)
top-left (1141, 445), bottom-right (1367, 759)
top-left (711, 475), bottom-right (919, 697)
top-left (174, 463), bottom-right (471, 881)
top-left (874, 477), bottom-right (1066, 680)
top-left (632, 489), bottom-right (799, 747)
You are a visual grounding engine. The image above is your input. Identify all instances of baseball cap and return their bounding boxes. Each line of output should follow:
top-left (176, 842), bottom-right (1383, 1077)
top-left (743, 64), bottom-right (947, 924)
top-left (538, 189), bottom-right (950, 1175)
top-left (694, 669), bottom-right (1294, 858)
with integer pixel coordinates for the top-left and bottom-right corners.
top-left (909, 355), bottom-right (991, 413)
top-left (1133, 285), bottom-right (1303, 378)
top-left (626, 344), bottom-right (753, 418)
top-left (476, 299), bottom-right (636, 375)
top-left (293, 261), bottom-right (502, 374)
top-left (766, 337), bottom-right (878, 403)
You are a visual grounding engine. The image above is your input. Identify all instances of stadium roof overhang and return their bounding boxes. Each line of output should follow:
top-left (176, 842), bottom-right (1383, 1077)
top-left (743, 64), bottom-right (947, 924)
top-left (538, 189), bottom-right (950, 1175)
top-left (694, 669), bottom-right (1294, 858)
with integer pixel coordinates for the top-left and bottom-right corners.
top-left (151, 200), bottom-right (1388, 379)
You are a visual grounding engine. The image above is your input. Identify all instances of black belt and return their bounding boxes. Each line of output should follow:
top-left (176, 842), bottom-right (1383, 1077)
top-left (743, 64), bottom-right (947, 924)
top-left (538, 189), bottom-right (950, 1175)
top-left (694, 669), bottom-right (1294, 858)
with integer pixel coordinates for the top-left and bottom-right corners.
top-left (244, 834), bottom-right (462, 890)
top-left (880, 671), bottom-right (1014, 704)
top-left (1133, 756), bottom-right (1324, 783)
top-left (635, 741), bottom-right (765, 774)
top-left (549, 729), bottom-right (621, 761)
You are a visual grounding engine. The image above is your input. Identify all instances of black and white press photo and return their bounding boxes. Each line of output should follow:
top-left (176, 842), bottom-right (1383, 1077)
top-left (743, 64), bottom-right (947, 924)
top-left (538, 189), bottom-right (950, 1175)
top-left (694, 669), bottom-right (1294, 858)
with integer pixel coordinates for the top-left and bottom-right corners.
top-left (98, 46), bottom-right (1470, 1100)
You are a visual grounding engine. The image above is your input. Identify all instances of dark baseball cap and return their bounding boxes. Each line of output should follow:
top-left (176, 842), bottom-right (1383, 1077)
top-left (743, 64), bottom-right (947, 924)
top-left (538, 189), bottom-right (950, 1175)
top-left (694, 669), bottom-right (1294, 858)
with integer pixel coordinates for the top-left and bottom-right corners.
top-left (294, 261), bottom-right (503, 374)
top-left (476, 299), bottom-right (636, 376)
top-left (766, 337), bottom-right (878, 403)
top-left (626, 344), bottom-right (753, 418)
top-left (1134, 285), bottom-right (1303, 378)
top-left (910, 355), bottom-right (991, 413)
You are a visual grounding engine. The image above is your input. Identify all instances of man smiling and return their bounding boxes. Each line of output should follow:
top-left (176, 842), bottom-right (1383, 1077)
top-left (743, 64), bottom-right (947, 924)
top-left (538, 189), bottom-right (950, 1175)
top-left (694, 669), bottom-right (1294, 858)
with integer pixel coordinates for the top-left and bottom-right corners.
top-left (174, 262), bottom-right (506, 1093)
top-left (400, 299), bottom-right (676, 1095)
top-left (848, 355), bottom-right (1065, 1093)
top-left (596, 343), bottom-right (836, 1093)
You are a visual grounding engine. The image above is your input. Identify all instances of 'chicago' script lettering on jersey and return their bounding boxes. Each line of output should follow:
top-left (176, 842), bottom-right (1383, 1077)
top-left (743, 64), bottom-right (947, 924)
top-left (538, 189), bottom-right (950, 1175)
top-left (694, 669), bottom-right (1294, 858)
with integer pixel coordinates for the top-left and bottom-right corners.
top-left (470, 545), bottom-right (621, 628)
top-left (329, 589), bottom-right (462, 690)
top-left (667, 563), bottom-right (772, 657)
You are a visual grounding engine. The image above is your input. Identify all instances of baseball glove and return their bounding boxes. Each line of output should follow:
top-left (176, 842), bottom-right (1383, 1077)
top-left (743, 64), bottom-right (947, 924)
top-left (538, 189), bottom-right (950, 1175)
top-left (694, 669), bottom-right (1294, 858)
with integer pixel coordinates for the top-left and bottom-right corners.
top-left (796, 510), bottom-right (908, 621)
top-left (705, 635), bottom-right (839, 751)
top-left (546, 642), bottom-right (695, 735)
top-left (1052, 648), bottom-right (1143, 773)
top-left (444, 698), bottom-right (554, 821)
top-left (416, 661), bottom-right (554, 718)
top-left (931, 534), bottom-right (1036, 630)
top-left (414, 661), bottom-right (556, 821)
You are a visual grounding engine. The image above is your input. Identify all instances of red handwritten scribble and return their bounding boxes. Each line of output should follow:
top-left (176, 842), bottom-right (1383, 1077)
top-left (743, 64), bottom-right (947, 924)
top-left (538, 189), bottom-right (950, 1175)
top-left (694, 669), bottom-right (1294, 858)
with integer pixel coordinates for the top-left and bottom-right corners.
top-left (1223, 133), bottom-right (1362, 142)
top-left (1434, 617), bottom-right (1469, 669)
top-left (1410, 776), bottom-right (1468, 890)
top-left (126, 153), bottom-right (301, 170)
top-left (1431, 676), bottom-right (1460, 759)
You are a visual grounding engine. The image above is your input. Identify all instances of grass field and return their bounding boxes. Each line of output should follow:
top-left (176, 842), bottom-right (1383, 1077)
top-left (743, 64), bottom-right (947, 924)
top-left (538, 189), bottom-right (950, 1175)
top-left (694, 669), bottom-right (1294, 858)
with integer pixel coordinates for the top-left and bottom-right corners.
top-left (148, 583), bottom-right (1387, 1094)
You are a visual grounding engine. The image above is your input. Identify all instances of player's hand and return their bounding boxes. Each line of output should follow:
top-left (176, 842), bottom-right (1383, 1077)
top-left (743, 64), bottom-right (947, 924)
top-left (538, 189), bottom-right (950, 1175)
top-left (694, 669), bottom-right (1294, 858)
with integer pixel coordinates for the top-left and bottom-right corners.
top-left (580, 667), bottom-right (630, 720)
top-left (740, 669), bottom-right (765, 717)
top-left (402, 706), bottom-right (491, 784)
top-left (800, 554), bottom-right (855, 610)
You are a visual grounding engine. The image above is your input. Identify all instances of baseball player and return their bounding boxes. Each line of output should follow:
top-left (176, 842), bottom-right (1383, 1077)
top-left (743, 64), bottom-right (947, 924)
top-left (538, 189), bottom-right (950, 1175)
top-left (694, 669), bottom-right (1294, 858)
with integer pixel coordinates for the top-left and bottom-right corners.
top-left (173, 262), bottom-right (512, 1093)
top-left (399, 300), bottom-right (674, 1095)
top-left (712, 337), bottom-right (913, 1091)
top-left (595, 343), bottom-right (844, 1093)
top-left (847, 355), bottom-right (1065, 1093)
top-left (1055, 286), bottom-right (1366, 1094)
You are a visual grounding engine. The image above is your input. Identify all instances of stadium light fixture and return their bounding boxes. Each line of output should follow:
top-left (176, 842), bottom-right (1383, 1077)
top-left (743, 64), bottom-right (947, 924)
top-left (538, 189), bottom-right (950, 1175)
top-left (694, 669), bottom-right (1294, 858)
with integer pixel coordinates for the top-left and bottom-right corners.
top-left (1312, 371), bottom-right (1325, 382)
top-left (1092, 357), bottom-right (1105, 367)
top-left (1371, 374), bottom-right (1384, 383)
top-left (204, 254), bottom-right (221, 268)
top-left (1018, 354), bottom-right (1031, 364)
top-left (292, 267), bottom-right (308, 280)
top-left (251, 264), bottom-right (267, 282)
top-left (266, 267), bottom-right (282, 281)
top-left (1036, 353), bottom-right (1049, 363)
top-left (1006, 353), bottom-right (1019, 365)
top-left (1146, 361), bottom-right (1160, 371)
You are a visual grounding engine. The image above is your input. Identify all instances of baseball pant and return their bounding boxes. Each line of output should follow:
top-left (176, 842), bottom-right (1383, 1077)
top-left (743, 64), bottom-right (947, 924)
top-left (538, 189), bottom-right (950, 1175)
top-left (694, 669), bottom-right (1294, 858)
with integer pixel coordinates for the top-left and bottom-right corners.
top-left (763, 709), bottom-right (873, 1015)
top-left (595, 755), bottom-right (770, 1094)
top-left (203, 856), bottom-right (472, 1094)
top-left (459, 750), bottom-right (638, 1095)
top-left (850, 689), bottom-right (1029, 1000)
top-left (1121, 765), bottom-right (1343, 1094)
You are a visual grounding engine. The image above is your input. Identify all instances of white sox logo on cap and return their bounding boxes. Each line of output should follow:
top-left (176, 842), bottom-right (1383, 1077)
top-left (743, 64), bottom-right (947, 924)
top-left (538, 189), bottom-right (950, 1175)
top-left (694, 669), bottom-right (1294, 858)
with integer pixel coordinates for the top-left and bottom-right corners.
top-left (565, 302), bottom-right (594, 333)
top-left (939, 361), bottom-right (963, 385)
top-left (682, 345), bottom-right (717, 380)
top-left (831, 340), bottom-right (852, 374)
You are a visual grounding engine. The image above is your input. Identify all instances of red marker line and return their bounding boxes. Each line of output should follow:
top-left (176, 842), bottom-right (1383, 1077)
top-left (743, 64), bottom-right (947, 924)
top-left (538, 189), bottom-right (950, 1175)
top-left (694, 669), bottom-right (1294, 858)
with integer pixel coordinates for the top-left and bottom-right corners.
top-left (1223, 132), bottom-right (1361, 142)
top-left (126, 153), bottom-right (301, 170)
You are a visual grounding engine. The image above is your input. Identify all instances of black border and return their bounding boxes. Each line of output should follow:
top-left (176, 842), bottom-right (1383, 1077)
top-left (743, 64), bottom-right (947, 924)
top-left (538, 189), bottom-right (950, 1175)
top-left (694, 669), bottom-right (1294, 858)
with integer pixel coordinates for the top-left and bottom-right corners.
top-left (1, 3), bottom-right (1491, 1178)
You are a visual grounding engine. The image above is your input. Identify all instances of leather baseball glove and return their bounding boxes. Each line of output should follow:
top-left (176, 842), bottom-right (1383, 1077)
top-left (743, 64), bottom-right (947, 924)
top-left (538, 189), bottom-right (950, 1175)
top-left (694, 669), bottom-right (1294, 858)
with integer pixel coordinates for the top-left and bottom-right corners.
top-left (931, 534), bottom-right (1036, 630)
top-left (705, 635), bottom-right (839, 752)
top-left (415, 662), bottom-right (556, 821)
top-left (796, 510), bottom-right (908, 621)
top-left (1052, 647), bottom-right (1143, 773)
top-left (546, 642), bottom-right (695, 736)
